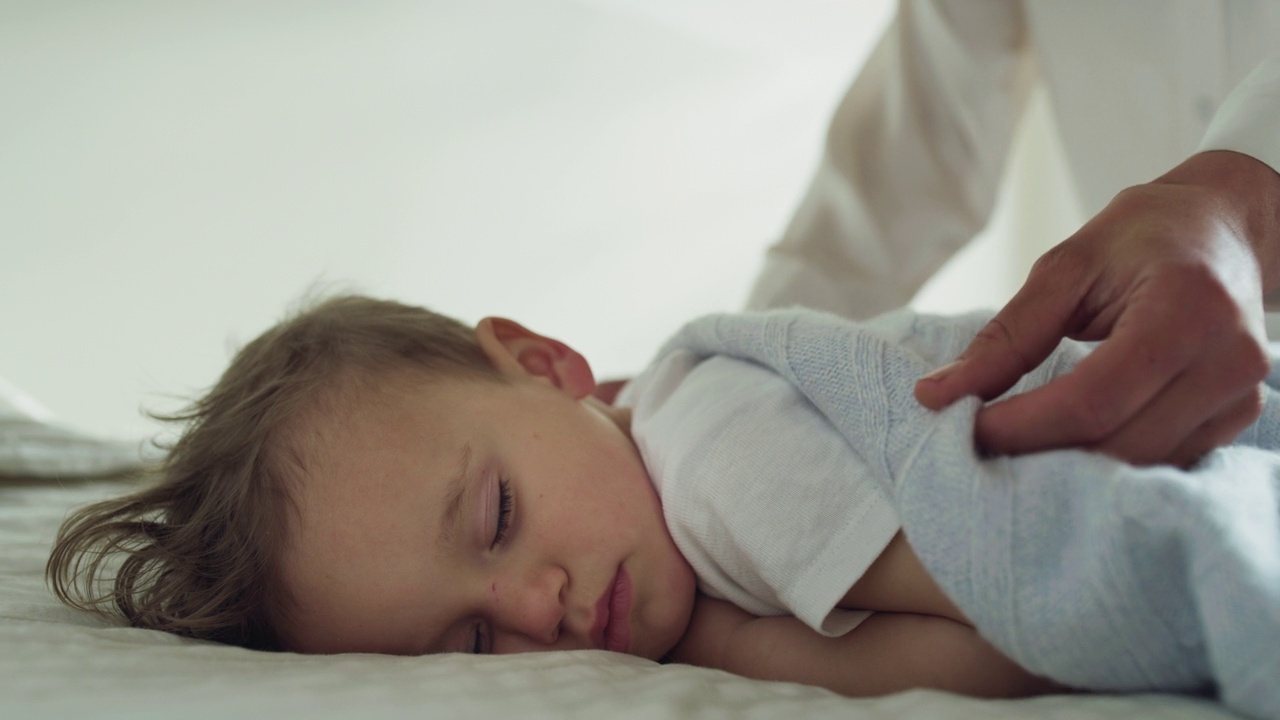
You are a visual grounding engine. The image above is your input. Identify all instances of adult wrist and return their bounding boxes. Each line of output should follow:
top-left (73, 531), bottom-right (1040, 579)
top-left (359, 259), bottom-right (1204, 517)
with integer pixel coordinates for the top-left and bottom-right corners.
top-left (1154, 150), bottom-right (1280, 296)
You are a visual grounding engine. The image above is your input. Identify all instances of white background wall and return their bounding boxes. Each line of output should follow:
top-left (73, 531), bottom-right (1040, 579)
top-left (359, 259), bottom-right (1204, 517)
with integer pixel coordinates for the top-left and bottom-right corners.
top-left (1, 1), bottom-right (1079, 443)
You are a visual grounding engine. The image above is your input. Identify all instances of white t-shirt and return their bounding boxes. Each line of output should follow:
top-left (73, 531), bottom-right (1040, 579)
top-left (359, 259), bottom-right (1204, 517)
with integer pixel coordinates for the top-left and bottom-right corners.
top-left (619, 350), bottom-right (901, 637)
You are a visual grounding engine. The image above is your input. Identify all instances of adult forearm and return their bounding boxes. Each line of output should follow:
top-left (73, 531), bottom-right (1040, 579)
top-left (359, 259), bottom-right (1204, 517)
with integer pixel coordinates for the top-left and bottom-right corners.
top-left (747, 0), bottom-right (1032, 318)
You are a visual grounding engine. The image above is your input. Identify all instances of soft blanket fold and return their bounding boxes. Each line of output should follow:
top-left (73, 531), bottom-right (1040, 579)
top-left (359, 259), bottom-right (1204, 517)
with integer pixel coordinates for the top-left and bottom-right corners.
top-left (656, 308), bottom-right (1280, 720)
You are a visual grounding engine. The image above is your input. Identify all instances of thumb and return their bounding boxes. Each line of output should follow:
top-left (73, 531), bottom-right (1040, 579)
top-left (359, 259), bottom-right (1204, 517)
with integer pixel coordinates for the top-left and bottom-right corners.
top-left (914, 283), bottom-right (1080, 411)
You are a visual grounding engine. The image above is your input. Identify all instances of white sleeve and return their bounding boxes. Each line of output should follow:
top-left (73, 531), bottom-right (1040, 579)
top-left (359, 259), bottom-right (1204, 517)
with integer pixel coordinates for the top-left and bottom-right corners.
top-left (1198, 55), bottom-right (1280, 311)
top-left (1199, 54), bottom-right (1280, 178)
top-left (746, 0), bottom-right (1034, 319)
top-left (629, 354), bottom-right (901, 637)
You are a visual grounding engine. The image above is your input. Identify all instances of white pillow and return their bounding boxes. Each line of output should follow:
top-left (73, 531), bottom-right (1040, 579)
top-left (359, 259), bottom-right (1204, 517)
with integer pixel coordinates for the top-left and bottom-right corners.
top-left (0, 375), bottom-right (150, 478)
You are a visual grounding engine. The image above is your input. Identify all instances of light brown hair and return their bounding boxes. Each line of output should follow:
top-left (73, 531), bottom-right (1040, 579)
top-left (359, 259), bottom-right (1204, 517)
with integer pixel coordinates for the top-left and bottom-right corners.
top-left (46, 295), bottom-right (498, 650)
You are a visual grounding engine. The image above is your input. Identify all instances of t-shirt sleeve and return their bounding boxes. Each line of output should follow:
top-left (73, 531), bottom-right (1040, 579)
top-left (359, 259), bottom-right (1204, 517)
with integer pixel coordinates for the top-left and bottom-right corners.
top-left (627, 352), bottom-right (901, 637)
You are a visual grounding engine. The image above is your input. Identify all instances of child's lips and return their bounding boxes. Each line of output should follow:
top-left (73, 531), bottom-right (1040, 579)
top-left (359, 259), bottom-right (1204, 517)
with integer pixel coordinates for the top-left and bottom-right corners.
top-left (591, 566), bottom-right (632, 653)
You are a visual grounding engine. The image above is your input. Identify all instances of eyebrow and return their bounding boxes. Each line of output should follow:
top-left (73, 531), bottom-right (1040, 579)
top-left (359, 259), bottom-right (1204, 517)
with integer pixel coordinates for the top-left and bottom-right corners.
top-left (438, 442), bottom-right (474, 547)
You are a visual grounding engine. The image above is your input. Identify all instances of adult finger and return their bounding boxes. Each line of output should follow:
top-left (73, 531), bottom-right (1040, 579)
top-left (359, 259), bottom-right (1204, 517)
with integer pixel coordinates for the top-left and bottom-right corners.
top-left (1088, 373), bottom-right (1255, 466)
top-left (972, 309), bottom-right (1204, 455)
top-left (1087, 328), bottom-right (1268, 464)
top-left (915, 250), bottom-right (1086, 411)
top-left (1162, 389), bottom-right (1267, 468)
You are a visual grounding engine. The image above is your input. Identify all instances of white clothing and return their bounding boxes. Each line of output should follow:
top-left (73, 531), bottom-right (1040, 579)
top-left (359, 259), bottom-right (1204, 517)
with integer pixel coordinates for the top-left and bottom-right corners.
top-left (747, 0), bottom-right (1280, 318)
top-left (641, 307), bottom-right (1280, 718)
top-left (618, 351), bottom-right (900, 637)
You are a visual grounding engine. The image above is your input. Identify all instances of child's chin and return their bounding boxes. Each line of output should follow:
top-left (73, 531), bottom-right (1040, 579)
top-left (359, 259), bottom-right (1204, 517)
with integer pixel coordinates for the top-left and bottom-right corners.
top-left (632, 626), bottom-right (686, 662)
top-left (627, 645), bottom-right (669, 662)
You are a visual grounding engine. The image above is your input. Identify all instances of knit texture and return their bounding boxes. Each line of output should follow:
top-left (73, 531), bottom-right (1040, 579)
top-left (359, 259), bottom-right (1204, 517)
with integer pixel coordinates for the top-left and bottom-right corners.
top-left (654, 308), bottom-right (1280, 720)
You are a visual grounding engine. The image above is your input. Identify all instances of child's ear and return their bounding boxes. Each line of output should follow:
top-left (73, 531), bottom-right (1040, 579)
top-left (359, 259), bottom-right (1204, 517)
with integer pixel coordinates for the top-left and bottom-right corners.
top-left (474, 317), bottom-right (597, 399)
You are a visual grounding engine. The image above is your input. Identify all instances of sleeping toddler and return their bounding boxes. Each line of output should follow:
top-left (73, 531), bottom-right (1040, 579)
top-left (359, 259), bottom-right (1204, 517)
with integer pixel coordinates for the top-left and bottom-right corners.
top-left (48, 295), bottom-right (1279, 719)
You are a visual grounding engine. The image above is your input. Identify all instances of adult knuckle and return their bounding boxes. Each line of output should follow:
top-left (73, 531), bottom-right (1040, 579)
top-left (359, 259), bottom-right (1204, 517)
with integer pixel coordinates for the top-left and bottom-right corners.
top-left (1242, 385), bottom-right (1266, 421)
top-left (965, 319), bottom-right (1013, 362)
top-left (1108, 183), bottom-right (1156, 211)
top-left (970, 318), bottom-right (1037, 376)
top-left (1232, 336), bottom-right (1272, 384)
top-left (1196, 392), bottom-right (1263, 455)
top-left (1206, 333), bottom-right (1271, 395)
top-left (1029, 241), bottom-right (1087, 280)
top-left (972, 320), bottom-right (1013, 347)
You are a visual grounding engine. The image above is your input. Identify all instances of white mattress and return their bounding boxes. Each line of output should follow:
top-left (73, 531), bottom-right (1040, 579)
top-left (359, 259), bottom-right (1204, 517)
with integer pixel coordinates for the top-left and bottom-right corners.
top-left (2, 477), bottom-right (1241, 719)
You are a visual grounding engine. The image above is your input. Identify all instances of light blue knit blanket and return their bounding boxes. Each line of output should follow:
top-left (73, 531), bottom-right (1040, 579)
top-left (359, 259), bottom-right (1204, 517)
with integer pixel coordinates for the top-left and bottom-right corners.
top-left (656, 308), bottom-right (1280, 720)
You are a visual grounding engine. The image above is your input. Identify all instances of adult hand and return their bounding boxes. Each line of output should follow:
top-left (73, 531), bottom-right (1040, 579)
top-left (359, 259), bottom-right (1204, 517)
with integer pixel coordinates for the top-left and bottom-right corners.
top-left (914, 151), bottom-right (1280, 467)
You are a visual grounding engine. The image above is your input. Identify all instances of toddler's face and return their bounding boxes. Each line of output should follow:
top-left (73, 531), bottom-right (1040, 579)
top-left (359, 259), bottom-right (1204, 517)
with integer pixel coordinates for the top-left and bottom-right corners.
top-left (278, 320), bottom-right (696, 660)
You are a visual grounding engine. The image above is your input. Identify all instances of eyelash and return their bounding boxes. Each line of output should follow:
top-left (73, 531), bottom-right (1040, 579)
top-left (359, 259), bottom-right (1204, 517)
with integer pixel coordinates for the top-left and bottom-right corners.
top-left (473, 478), bottom-right (513, 654)
top-left (492, 476), bottom-right (513, 549)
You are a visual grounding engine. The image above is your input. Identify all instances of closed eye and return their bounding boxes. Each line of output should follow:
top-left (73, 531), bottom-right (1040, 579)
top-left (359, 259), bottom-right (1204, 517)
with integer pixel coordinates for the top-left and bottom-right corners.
top-left (470, 476), bottom-right (513, 654)
top-left (492, 476), bottom-right (513, 548)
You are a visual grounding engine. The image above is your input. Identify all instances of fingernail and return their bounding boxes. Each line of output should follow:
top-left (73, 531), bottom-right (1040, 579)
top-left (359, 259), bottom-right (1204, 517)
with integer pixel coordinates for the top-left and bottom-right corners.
top-left (921, 360), bottom-right (962, 384)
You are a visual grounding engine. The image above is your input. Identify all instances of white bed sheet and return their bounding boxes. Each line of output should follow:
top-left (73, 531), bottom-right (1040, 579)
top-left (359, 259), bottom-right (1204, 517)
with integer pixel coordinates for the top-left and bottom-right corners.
top-left (2, 477), bottom-right (1241, 720)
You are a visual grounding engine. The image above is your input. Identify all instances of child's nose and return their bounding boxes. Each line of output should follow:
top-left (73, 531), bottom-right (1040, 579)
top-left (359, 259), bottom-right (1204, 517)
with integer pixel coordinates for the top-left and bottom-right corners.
top-left (491, 565), bottom-right (566, 649)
